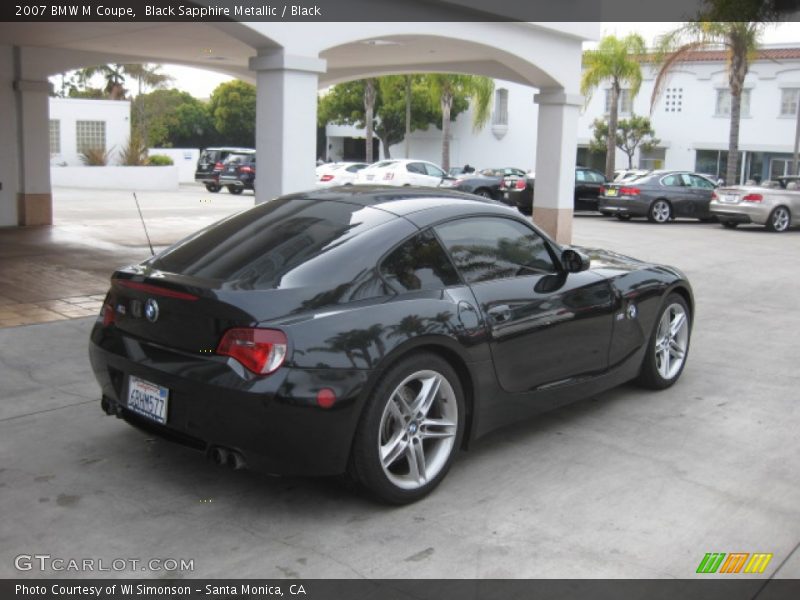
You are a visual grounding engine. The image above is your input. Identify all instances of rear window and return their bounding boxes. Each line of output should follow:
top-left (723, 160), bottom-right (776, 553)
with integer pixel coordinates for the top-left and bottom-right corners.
top-left (224, 153), bottom-right (253, 164)
top-left (150, 197), bottom-right (394, 289)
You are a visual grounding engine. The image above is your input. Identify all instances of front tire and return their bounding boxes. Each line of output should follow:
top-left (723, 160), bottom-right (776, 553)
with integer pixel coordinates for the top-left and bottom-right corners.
top-left (766, 206), bottom-right (791, 232)
top-left (616, 214), bottom-right (632, 221)
top-left (721, 221), bottom-right (738, 229)
top-left (648, 199), bottom-right (672, 223)
top-left (350, 353), bottom-right (465, 504)
top-left (637, 293), bottom-right (691, 390)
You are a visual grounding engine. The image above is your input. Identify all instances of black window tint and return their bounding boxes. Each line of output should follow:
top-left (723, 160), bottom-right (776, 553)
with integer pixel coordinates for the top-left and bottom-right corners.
top-left (150, 197), bottom-right (394, 290)
top-left (381, 230), bottom-right (460, 293)
top-left (435, 217), bottom-right (556, 284)
top-left (407, 162), bottom-right (425, 174)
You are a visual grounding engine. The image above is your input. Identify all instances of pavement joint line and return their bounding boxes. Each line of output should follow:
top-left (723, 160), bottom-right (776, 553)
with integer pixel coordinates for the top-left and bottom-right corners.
top-left (752, 539), bottom-right (800, 598)
top-left (0, 399), bottom-right (97, 423)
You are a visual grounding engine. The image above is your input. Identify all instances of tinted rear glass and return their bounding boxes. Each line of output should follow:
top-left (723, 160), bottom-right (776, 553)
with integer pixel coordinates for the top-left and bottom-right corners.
top-left (150, 197), bottom-right (394, 289)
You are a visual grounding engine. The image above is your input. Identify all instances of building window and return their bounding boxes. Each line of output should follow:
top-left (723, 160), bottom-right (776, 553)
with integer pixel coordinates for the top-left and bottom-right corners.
top-left (715, 89), bottom-right (751, 117)
top-left (492, 88), bottom-right (509, 126)
top-left (639, 147), bottom-right (666, 170)
top-left (780, 88), bottom-right (800, 116)
top-left (664, 87), bottom-right (683, 113)
top-left (605, 88), bottom-right (632, 115)
top-left (76, 120), bottom-right (106, 153)
top-left (49, 120), bottom-right (60, 155)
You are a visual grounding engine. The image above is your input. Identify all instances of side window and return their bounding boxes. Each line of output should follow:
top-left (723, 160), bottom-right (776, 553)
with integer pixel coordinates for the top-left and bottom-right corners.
top-left (662, 174), bottom-right (683, 187)
top-left (589, 170), bottom-right (606, 183)
top-left (435, 217), bottom-right (556, 284)
top-left (689, 174), bottom-right (713, 189)
top-left (424, 163), bottom-right (445, 178)
top-left (575, 170), bottom-right (587, 183)
top-left (406, 162), bottom-right (425, 174)
top-left (380, 230), bottom-right (460, 293)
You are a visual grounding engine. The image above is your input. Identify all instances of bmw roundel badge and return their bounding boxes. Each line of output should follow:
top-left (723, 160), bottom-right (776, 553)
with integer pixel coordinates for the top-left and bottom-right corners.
top-left (626, 303), bottom-right (638, 320)
top-left (144, 298), bottom-right (160, 323)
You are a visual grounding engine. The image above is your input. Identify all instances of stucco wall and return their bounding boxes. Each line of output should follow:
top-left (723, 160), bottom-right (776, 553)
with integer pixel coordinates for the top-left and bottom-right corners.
top-left (50, 166), bottom-right (179, 190)
top-left (148, 148), bottom-right (200, 183)
top-left (49, 98), bottom-right (131, 166)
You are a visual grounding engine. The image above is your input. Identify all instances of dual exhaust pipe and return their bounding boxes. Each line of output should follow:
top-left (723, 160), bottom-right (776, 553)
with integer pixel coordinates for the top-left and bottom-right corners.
top-left (208, 446), bottom-right (246, 471)
top-left (100, 396), bottom-right (246, 471)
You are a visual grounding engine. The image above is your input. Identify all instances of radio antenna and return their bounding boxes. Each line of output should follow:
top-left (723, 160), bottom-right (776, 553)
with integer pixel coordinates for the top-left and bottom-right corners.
top-left (133, 192), bottom-right (155, 256)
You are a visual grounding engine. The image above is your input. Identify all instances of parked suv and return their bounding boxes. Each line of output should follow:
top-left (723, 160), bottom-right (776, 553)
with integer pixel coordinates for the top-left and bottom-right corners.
top-left (195, 147), bottom-right (255, 192)
top-left (218, 151), bottom-right (256, 194)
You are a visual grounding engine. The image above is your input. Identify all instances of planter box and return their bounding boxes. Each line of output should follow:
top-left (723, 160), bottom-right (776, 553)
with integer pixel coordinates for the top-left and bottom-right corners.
top-left (50, 166), bottom-right (179, 191)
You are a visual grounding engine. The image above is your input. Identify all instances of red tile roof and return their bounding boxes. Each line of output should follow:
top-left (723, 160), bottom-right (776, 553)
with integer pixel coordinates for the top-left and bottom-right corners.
top-left (647, 48), bottom-right (800, 62)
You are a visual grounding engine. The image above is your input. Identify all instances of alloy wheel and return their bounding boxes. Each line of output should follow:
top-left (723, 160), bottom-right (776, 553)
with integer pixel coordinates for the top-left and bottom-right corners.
top-left (650, 200), bottom-right (672, 223)
top-left (769, 207), bottom-right (790, 232)
top-left (654, 303), bottom-right (689, 380)
top-left (378, 370), bottom-right (458, 490)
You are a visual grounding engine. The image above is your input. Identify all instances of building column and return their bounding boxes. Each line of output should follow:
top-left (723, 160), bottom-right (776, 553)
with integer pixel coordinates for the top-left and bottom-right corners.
top-left (532, 90), bottom-right (582, 244)
top-left (14, 77), bottom-right (53, 226)
top-left (249, 51), bottom-right (326, 203)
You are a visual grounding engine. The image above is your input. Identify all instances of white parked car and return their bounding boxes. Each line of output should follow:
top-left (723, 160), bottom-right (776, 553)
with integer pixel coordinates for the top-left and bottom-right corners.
top-left (354, 159), bottom-right (450, 187)
top-left (315, 162), bottom-right (369, 187)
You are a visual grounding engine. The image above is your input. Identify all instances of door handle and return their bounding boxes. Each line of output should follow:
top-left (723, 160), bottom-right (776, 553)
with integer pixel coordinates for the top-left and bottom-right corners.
top-left (487, 304), bottom-right (512, 323)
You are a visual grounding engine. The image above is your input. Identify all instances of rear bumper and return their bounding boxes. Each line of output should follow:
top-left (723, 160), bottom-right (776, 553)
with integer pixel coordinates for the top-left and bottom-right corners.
top-left (89, 323), bottom-right (370, 477)
top-left (598, 197), bottom-right (649, 217)
top-left (710, 201), bottom-right (766, 225)
top-left (219, 177), bottom-right (253, 188)
top-left (195, 174), bottom-right (219, 184)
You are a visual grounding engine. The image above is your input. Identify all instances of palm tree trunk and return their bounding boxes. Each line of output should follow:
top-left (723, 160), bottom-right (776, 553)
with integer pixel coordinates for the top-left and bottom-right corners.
top-left (404, 76), bottom-right (411, 158)
top-left (726, 92), bottom-right (741, 185)
top-left (364, 79), bottom-right (376, 163)
top-left (441, 91), bottom-right (452, 172)
top-left (605, 81), bottom-right (619, 180)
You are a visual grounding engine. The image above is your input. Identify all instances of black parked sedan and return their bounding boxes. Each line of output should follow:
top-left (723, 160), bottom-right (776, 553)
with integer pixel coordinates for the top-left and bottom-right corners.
top-left (90, 187), bottom-right (693, 504)
top-left (598, 171), bottom-right (717, 222)
top-left (440, 167), bottom-right (526, 202)
top-left (505, 167), bottom-right (607, 214)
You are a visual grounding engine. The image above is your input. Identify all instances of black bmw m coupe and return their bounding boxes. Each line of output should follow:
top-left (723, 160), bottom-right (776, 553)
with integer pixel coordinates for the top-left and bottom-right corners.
top-left (89, 187), bottom-right (693, 504)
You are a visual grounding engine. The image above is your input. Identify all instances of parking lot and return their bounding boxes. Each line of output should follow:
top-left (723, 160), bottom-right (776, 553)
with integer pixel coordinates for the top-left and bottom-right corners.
top-left (0, 186), bottom-right (798, 579)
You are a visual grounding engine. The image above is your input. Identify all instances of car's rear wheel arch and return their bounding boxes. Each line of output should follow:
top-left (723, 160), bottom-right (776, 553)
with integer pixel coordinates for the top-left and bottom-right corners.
top-left (359, 338), bottom-right (476, 450)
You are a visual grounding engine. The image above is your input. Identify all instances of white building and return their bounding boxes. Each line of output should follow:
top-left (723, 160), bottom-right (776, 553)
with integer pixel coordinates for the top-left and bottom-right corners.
top-left (48, 97), bottom-right (131, 166)
top-left (327, 45), bottom-right (800, 183)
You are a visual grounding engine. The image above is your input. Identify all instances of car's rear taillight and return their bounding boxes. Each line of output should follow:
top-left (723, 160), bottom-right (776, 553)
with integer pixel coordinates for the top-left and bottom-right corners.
top-left (102, 302), bottom-right (116, 327)
top-left (620, 187), bottom-right (640, 196)
top-left (711, 191), bottom-right (718, 200)
top-left (240, 166), bottom-right (254, 174)
top-left (217, 328), bottom-right (288, 375)
top-left (743, 193), bottom-right (763, 203)
top-left (214, 161), bottom-right (223, 170)
top-left (320, 174), bottom-right (334, 182)
top-left (600, 186), bottom-right (606, 195)
top-left (383, 172), bottom-right (394, 180)
top-left (515, 179), bottom-right (526, 190)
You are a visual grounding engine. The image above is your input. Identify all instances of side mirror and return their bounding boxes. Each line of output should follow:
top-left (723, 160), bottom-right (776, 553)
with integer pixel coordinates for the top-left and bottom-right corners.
top-left (561, 248), bottom-right (590, 273)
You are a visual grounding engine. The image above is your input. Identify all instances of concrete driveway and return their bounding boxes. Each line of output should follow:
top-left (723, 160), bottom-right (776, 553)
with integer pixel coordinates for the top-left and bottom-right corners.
top-left (1, 189), bottom-right (798, 579)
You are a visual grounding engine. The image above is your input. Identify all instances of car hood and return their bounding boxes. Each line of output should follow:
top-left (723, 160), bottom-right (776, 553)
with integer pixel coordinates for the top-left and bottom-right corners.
top-left (573, 245), bottom-right (688, 281)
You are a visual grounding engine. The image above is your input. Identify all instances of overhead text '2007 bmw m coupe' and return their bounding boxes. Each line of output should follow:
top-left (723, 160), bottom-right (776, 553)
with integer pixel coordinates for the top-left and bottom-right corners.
top-left (89, 187), bottom-right (693, 504)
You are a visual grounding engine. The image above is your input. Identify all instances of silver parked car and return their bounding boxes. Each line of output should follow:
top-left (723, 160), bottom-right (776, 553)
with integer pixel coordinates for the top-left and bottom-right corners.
top-left (711, 176), bottom-right (800, 232)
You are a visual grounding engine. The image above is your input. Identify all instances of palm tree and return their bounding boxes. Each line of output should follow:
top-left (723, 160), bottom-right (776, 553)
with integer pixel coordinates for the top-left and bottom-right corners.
top-left (424, 74), bottom-right (494, 172)
top-left (77, 64), bottom-right (128, 99)
top-left (363, 78), bottom-right (377, 163)
top-left (122, 64), bottom-right (173, 97)
top-left (651, 22), bottom-right (764, 185)
top-left (581, 34), bottom-right (646, 180)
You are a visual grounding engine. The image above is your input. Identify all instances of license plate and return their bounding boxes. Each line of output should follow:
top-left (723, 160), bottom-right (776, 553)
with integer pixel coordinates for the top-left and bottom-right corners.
top-left (718, 194), bottom-right (738, 203)
top-left (127, 376), bottom-right (169, 424)
top-left (605, 188), bottom-right (618, 197)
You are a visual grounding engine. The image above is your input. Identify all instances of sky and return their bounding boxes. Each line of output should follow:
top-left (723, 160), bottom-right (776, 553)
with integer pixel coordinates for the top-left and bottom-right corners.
top-left (77, 21), bottom-right (800, 99)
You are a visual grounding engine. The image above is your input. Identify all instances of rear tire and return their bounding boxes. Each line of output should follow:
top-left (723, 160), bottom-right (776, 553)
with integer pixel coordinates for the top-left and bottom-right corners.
top-left (616, 214), bottom-right (632, 221)
top-left (648, 199), bottom-right (672, 223)
top-left (766, 206), bottom-right (791, 232)
top-left (474, 188), bottom-right (492, 198)
top-left (350, 353), bottom-right (465, 504)
top-left (721, 221), bottom-right (738, 229)
top-left (205, 183), bottom-right (221, 193)
top-left (227, 186), bottom-right (243, 195)
top-left (637, 293), bottom-right (691, 390)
